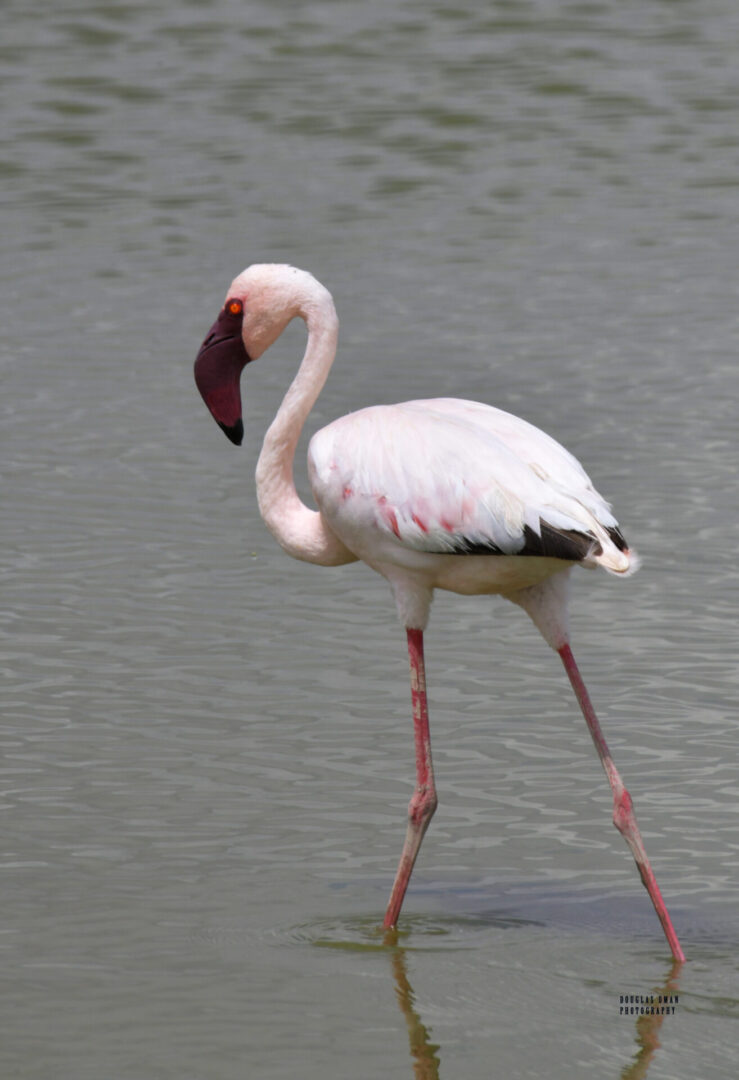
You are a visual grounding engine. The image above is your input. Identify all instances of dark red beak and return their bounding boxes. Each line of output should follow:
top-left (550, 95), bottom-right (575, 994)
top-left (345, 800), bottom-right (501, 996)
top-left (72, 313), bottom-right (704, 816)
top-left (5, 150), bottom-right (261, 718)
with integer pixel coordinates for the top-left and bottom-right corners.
top-left (194, 298), bottom-right (251, 446)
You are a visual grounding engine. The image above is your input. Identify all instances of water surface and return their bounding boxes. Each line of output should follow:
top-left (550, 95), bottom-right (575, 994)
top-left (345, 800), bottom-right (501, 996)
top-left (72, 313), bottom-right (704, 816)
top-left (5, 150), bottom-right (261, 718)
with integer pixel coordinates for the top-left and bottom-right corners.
top-left (2, 1), bottom-right (738, 1077)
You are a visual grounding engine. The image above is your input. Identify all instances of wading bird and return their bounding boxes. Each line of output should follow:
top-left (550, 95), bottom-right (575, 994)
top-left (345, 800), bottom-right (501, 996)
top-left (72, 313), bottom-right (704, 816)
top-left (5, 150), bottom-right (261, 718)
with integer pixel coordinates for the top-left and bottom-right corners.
top-left (194, 263), bottom-right (684, 962)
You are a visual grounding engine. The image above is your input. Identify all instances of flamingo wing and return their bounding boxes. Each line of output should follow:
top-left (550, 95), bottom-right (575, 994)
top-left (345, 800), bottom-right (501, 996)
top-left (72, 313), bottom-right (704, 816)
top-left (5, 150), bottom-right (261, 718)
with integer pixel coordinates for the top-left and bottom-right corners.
top-left (309, 399), bottom-right (627, 564)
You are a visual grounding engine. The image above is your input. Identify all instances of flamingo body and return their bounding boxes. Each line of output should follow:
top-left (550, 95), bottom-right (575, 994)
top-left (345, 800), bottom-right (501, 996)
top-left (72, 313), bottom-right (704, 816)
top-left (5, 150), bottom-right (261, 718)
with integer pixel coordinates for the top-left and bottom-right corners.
top-left (193, 263), bottom-right (684, 961)
top-left (308, 397), bottom-right (631, 583)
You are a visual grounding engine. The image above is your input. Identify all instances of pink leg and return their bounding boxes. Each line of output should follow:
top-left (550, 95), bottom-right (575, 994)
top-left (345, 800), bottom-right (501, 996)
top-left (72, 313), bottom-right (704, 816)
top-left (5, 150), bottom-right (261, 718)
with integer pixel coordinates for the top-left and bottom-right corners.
top-left (384, 629), bottom-right (438, 929)
top-left (558, 643), bottom-right (685, 962)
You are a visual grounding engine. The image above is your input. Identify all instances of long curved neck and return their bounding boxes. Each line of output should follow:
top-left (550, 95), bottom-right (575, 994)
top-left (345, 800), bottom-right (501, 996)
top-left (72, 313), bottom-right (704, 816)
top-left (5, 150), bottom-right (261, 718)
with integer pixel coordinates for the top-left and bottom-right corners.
top-left (255, 298), bottom-right (355, 566)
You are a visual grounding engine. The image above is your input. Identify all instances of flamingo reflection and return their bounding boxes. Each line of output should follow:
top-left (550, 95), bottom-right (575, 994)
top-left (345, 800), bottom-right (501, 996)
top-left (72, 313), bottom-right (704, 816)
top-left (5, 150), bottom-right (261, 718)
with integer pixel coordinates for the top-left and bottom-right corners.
top-left (385, 929), bottom-right (441, 1080)
top-left (620, 959), bottom-right (683, 1080)
top-left (382, 930), bottom-right (682, 1080)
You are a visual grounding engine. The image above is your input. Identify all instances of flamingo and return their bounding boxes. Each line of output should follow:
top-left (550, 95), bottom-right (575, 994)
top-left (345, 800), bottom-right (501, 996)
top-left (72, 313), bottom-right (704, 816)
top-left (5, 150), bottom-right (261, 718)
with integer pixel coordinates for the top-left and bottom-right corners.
top-left (193, 263), bottom-right (685, 962)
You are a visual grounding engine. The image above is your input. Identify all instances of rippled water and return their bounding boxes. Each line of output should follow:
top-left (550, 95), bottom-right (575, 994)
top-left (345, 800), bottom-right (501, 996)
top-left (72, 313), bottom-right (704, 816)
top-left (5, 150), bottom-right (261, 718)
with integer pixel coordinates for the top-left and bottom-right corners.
top-left (2, 1), bottom-right (738, 1077)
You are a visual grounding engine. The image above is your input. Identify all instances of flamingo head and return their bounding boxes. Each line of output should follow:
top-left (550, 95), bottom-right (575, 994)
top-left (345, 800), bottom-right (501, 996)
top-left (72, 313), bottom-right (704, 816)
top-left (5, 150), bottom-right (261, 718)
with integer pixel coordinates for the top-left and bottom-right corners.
top-left (194, 264), bottom-right (317, 446)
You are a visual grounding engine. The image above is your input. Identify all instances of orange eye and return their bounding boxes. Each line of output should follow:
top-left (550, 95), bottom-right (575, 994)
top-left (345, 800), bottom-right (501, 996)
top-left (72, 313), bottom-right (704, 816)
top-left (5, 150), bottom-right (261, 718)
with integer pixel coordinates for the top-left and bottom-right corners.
top-left (226, 298), bottom-right (243, 316)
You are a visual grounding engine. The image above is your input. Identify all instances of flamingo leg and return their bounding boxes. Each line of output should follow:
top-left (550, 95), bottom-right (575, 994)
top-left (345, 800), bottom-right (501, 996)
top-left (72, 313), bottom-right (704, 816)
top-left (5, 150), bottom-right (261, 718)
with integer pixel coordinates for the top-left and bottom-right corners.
top-left (558, 643), bottom-right (685, 962)
top-left (384, 628), bottom-right (438, 929)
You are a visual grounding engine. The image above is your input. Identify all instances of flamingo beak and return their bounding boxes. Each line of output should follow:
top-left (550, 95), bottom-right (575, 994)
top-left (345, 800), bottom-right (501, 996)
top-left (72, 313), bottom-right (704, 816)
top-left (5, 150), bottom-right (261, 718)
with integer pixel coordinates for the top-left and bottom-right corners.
top-left (194, 299), bottom-right (251, 446)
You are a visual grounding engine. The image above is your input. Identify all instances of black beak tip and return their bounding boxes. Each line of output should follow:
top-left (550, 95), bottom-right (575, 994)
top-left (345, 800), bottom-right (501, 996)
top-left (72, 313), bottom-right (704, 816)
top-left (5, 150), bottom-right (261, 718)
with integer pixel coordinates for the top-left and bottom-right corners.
top-left (218, 419), bottom-right (244, 446)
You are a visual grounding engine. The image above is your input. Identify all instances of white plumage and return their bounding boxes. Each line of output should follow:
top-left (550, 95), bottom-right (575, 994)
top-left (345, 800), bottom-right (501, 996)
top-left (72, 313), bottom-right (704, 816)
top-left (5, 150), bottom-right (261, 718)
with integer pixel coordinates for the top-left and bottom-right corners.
top-left (309, 397), bottom-right (630, 569)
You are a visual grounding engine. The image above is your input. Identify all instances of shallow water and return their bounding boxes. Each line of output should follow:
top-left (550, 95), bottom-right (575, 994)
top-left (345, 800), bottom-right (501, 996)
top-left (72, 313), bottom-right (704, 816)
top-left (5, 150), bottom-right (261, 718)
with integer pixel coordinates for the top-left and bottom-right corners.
top-left (2, 1), bottom-right (738, 1077)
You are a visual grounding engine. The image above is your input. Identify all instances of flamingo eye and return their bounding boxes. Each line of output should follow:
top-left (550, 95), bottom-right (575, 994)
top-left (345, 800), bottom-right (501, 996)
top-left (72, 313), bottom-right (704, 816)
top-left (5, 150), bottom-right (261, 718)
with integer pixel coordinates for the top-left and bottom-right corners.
top-left (226, 298), bottom-right (243, 316)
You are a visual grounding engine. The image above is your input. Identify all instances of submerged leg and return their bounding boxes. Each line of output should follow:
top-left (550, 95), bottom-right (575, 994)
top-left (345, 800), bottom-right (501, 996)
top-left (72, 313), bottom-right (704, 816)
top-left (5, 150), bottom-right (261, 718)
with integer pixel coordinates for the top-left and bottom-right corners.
top-left (558, 643), bottom-right (685, 963)
top-left (384, 628), bottom-right (438, 929)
